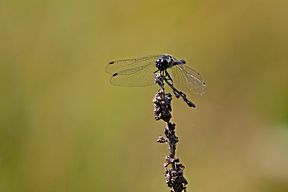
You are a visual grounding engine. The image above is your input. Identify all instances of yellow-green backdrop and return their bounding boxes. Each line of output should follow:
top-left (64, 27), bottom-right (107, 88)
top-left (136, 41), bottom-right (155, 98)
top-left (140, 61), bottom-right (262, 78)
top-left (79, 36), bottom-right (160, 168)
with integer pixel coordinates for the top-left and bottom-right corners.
top-left (1, 0), bottom-right (288, 191)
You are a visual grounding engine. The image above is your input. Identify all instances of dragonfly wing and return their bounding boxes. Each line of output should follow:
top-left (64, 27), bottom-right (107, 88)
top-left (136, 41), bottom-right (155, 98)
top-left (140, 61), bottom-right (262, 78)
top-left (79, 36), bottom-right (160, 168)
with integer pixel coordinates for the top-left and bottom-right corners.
top-left (106, 55), bottom-right (162, 74)
top-left (110, 61), bottom-right (157, 86)
top-left (171, 65), bottom-right (206, 95)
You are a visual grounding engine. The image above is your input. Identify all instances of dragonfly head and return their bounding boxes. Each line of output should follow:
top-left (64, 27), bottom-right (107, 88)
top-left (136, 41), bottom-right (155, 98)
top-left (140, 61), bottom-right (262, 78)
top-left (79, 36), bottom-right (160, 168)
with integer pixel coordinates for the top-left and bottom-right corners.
top-left (156, 55), bottom-right (173, 71)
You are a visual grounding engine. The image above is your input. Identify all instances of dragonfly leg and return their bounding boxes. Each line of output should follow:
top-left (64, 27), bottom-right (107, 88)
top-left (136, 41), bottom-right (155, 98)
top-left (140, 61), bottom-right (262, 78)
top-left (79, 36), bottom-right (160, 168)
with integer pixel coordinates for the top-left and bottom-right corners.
top-left (164, 70), bottom-right (174, 84)
top-left (163, 76), bottom-right (196, 108)
top-left (154, 69), bottom-right (159, 74)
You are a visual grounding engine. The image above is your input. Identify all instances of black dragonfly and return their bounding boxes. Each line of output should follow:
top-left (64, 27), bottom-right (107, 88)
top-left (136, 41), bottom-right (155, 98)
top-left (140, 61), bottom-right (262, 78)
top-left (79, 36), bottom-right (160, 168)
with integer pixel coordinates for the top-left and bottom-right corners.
top-left (106, 54), bottom-right (206, 97)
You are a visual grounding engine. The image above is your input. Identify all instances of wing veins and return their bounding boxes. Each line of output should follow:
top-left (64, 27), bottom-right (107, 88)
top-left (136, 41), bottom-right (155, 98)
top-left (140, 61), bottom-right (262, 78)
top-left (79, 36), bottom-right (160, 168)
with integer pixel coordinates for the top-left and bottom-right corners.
top-left (106, 55), bottom-right (161, 74)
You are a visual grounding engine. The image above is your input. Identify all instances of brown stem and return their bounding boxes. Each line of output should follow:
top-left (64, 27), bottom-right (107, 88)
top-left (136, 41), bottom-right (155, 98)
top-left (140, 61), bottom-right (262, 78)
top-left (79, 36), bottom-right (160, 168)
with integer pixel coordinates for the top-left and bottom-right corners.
top-left (153, 73), bottom-right (188, 192)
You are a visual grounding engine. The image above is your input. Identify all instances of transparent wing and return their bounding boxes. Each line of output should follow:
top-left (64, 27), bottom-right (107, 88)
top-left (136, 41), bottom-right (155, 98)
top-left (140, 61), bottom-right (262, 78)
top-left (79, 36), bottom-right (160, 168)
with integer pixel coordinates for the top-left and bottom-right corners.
top-left (171, 65), bottom-right (206, 95)
top-left (109, 61), bottom-right (157, 86)
top-left (106, 55), bottom-right (162, 74)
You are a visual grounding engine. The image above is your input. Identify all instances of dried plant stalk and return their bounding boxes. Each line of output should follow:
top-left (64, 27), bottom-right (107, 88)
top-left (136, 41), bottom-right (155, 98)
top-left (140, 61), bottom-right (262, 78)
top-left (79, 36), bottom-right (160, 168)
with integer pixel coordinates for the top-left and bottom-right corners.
top-left (153, 73), bottom-right (192, 192)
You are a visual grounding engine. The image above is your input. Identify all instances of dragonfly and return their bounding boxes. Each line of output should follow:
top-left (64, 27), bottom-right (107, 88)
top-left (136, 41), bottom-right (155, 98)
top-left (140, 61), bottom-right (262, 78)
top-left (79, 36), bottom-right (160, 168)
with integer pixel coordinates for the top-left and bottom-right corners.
top-left (106, 54), bottom-right (206, 96)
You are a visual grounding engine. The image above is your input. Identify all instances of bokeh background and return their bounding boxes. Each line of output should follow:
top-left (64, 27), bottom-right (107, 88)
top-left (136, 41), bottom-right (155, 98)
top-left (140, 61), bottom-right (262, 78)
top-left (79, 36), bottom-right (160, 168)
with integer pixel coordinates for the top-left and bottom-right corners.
top-left (1, 0), bottom-right (288, 191)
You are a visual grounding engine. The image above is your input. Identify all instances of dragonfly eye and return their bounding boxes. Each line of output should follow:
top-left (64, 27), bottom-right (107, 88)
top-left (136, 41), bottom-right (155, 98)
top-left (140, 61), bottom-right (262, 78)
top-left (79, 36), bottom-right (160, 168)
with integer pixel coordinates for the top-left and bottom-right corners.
top-left (156, 58), bottom-right (169, 71)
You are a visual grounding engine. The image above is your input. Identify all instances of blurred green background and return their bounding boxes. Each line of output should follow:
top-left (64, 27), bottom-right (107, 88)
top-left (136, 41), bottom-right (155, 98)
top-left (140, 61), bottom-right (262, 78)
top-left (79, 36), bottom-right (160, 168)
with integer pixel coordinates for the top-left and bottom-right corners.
top-left (1, 0), bottom-right (288, 191)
